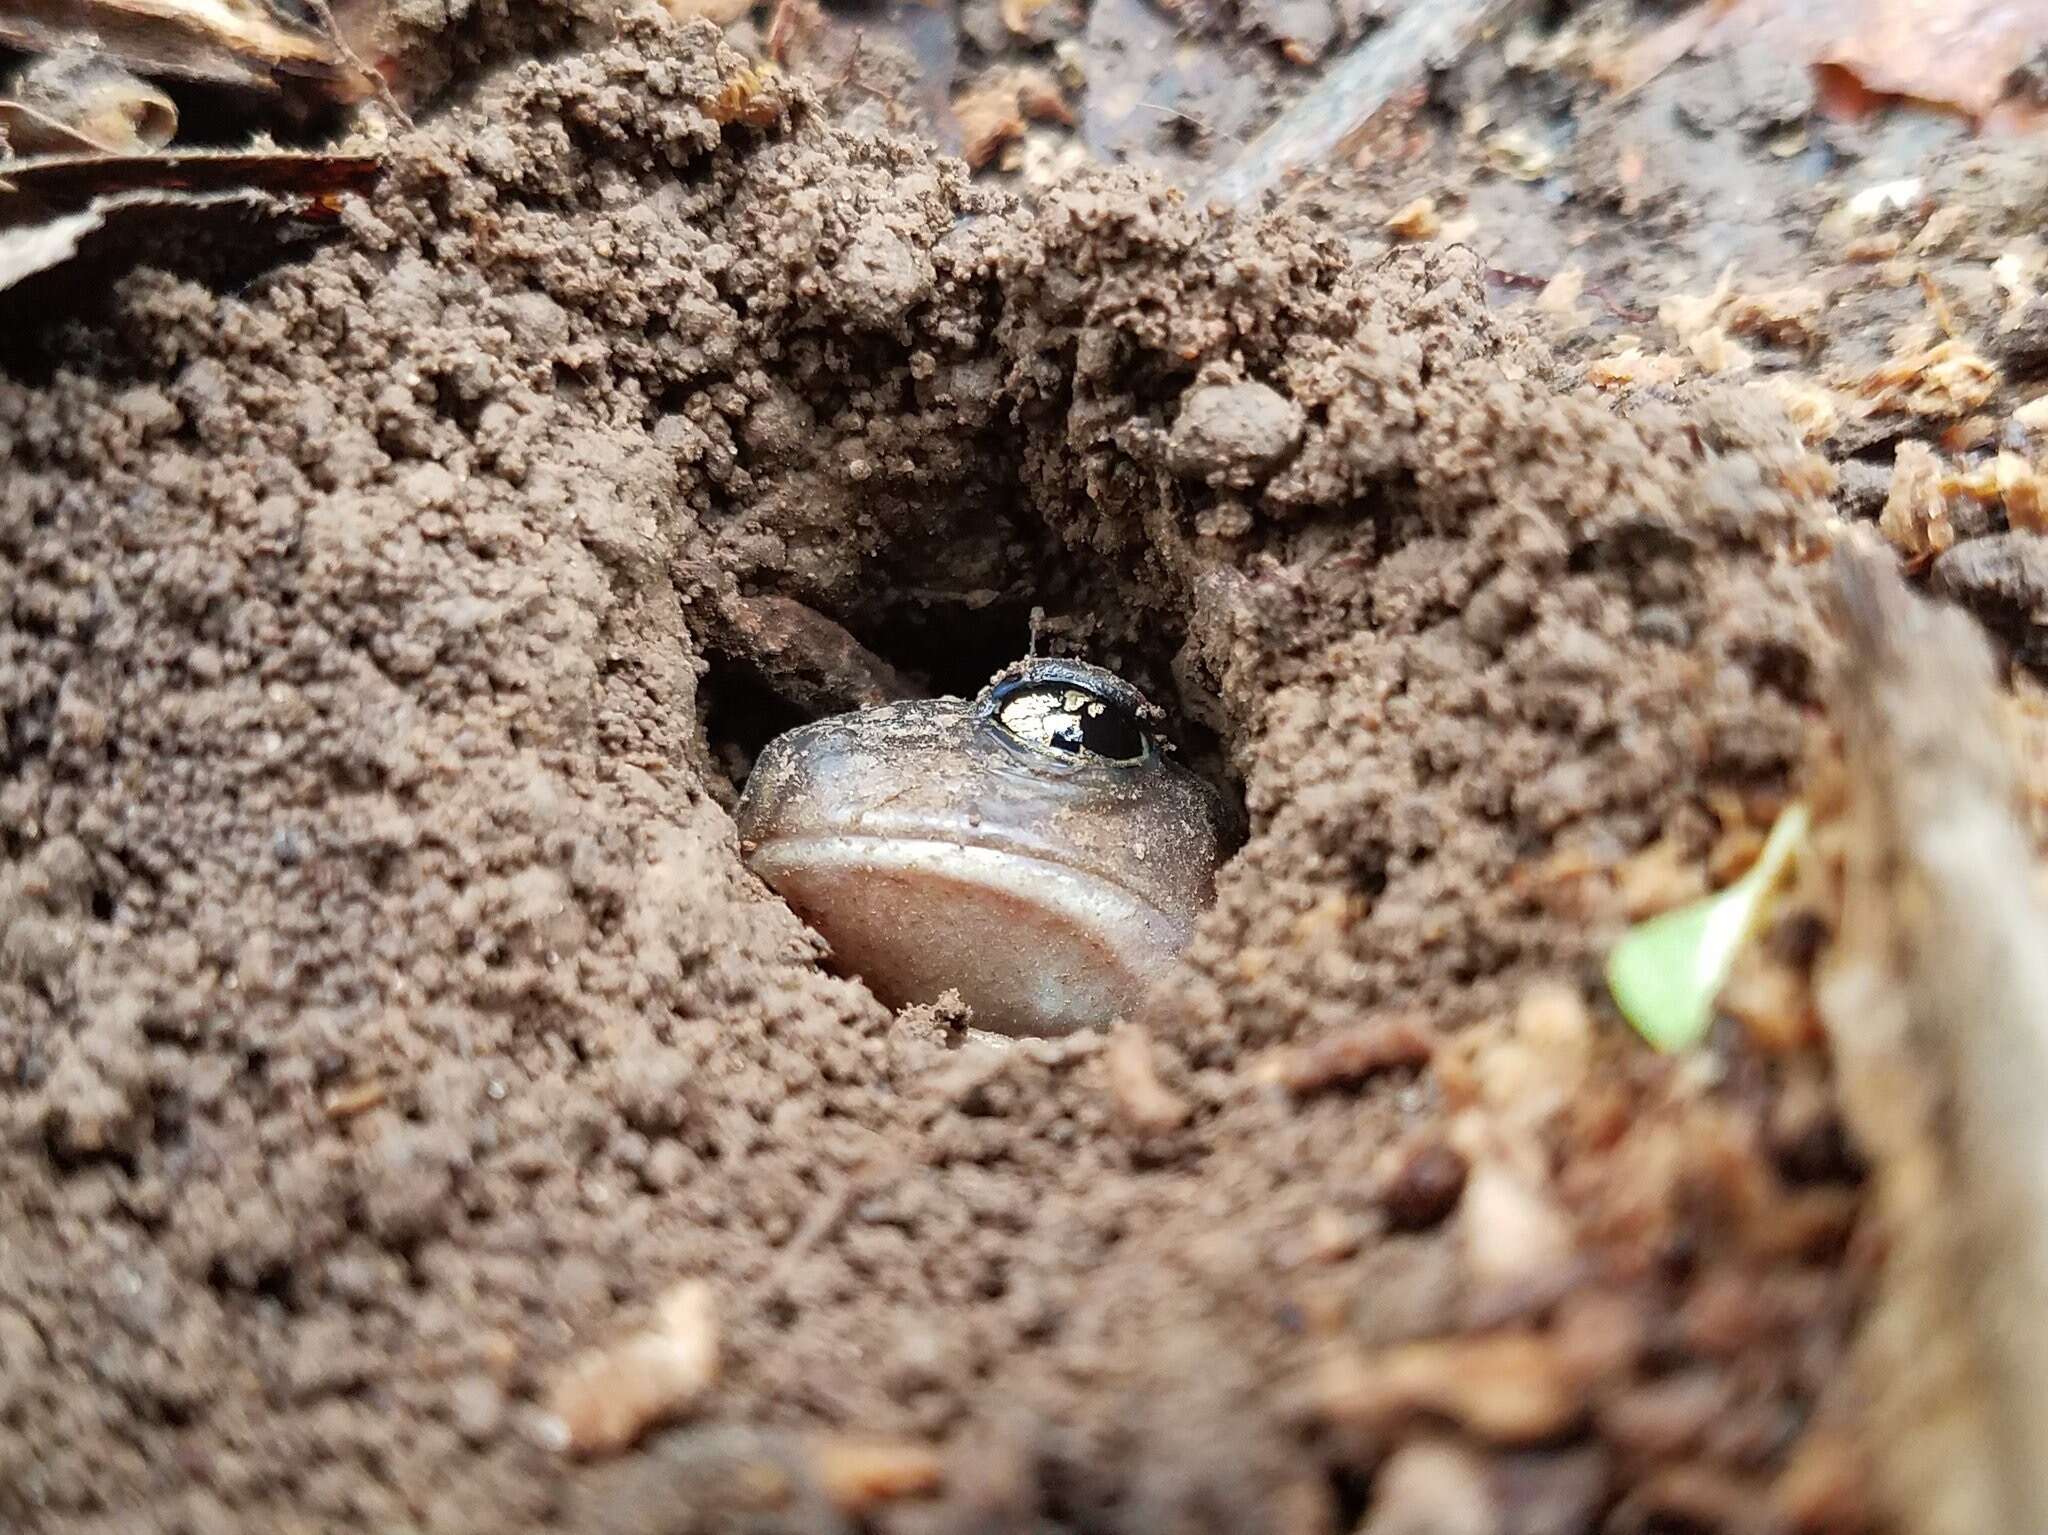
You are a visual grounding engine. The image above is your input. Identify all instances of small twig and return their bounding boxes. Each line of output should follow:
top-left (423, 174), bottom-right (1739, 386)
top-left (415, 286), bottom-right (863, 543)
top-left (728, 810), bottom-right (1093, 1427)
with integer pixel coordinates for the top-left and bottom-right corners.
top-left (1206, 0), bottom-right (1521, 207)
top-left (301, 0), bottom-right (412, 130)
top-left (1132, 100), bottom-right (1244, 146)
top-left (761, 1157), bottom-right (903, 1297)
top-left (768, 0), bottom-right (805, 67)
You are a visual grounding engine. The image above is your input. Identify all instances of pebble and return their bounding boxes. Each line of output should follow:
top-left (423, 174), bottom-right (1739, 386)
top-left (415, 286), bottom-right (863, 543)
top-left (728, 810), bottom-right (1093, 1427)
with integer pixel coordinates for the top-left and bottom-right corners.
top-left (1167, 378), bottom-right (1306, 486)
top-left (1380, 1139), bottom-right (1469, 1231)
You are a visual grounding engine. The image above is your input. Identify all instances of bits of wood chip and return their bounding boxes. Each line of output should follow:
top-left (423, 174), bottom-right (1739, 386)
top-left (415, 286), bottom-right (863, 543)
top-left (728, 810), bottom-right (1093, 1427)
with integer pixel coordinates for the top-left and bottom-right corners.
top-left (1254, 1016), bottom-right (1434, 1096)
top-left (1846, 337), bottom-right (1999, 419)
top-left (1313, 1331), bottom-right (1588, 1445)
top-left (953, 66), bottom-right (1071, 170)
top-left (809, 1435), bottom-right (946, 1513)
top-left (1385, 196), bottom-right (1440, 242)
top-left (1880, 440), bottom-right (1956, 559)
top-left (542, 1280), bottom-right (719, 1458)
top-left (1104, 1023), bottom-right (1191, 1133)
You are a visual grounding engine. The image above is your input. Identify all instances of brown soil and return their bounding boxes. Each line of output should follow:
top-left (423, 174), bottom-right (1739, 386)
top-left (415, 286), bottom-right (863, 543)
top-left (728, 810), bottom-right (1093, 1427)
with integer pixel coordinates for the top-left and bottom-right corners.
top-left (3, 10), bottom-right (1869, 1534)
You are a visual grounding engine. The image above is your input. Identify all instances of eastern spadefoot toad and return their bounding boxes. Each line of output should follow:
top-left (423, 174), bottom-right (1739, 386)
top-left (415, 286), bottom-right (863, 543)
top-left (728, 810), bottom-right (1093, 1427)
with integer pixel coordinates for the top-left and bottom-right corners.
top-left (735, 658), bottom-right (1233, 1037)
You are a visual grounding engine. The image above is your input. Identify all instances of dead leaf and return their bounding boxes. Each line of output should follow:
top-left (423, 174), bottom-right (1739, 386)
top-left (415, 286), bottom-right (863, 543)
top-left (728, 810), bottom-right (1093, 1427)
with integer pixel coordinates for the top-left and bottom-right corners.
top-left (0, 0), bottom-right (374, 104)
top-left (0, 148), bottom-right (377, 299)
top-left (660, 0), bottom-right (756, 22)
top-left (954, 76), bottom-right (1025, 169)
top-left (4, 48), bottom-right (176, 153)
top-left (1254, 1016), bottom-right (1434, 1096)
top-left (0, 200), bottom-right (105, 288)
top-left (1621, 0), bottom-right (2048, 128)
top-left (0, 146), bottom-right (381, 209)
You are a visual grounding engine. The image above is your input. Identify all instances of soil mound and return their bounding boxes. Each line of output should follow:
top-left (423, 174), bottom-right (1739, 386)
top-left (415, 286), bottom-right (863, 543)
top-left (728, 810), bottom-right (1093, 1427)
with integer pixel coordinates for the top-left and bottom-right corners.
top-left (1, 15), bottom-right (1855, 1532)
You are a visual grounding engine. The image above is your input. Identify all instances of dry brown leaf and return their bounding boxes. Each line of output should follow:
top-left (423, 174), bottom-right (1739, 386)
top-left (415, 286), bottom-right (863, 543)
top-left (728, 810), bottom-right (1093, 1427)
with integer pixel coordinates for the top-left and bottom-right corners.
top-left (950, 67), bottom-right (1072, 169)
top-left (1621, 0), bottom-right (2048, 127)
top-left (4, 49), bottom-right (176, 153)
top-left (1013, 66), bottom-right (1073, 126)
top-left (0, 0), bottom-right (372, 102)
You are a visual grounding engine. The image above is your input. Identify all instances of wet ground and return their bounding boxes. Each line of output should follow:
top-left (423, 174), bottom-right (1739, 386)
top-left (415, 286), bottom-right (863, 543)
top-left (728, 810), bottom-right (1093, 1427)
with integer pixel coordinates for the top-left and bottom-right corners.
top-left (4, 1), bottom-right (2047, 1531)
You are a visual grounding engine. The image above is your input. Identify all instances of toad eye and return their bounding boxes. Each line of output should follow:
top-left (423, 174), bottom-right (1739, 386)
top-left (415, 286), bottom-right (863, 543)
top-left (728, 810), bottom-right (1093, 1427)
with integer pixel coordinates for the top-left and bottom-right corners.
top-left (991, 683), bottom-right (1151, 763)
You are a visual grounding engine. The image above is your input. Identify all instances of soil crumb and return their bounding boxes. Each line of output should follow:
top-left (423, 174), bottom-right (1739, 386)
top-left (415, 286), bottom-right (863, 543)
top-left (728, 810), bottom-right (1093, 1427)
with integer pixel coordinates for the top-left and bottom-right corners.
top-left (2, 10), bottom-right (1861, 1533)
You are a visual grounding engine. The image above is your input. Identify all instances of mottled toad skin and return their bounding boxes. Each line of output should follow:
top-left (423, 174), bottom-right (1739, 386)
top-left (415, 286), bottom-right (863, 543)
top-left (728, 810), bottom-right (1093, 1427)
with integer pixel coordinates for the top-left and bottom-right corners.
top-left (736, 659), bottom-right (1234, 1037)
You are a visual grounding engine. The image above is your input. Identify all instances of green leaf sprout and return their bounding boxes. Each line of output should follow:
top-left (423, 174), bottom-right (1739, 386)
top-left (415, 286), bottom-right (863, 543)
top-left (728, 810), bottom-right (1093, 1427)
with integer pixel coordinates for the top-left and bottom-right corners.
top-left (1606, 802), bottom-right (1812, 1053)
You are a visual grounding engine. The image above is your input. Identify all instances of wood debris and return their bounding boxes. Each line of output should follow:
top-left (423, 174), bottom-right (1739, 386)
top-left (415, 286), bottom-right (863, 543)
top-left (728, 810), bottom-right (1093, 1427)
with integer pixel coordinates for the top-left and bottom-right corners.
top-left (1103, 1023), bottom-right (1191, 1133)
top-left (1585, 348), bottom-right (1686, 393)
top-left (1657, 266), bottom-right (1753, 376)
top-left (1253, 1015), bottom-right (1433, 1096)
top-left (1843, 337), bottom-right (1999, 419)
top-left (1877, 440), bottom-right (1956, 562)
top-left (1818, 550), bottom-right (2048, 1533)
top-left (952, 65), bottom-right (1070, 170)
top-left (4, 48), bottom-right (176, 153)
top-left (659, 0), bottom-right (757, 23)
top-left (1724, 285), bottom-right (1825, 350)
top-left (1877, 439), bottom-right (2048, 565)
top-left (1313, 1330), bottom-right (1589, 1444)
top-left (543, 1280), bottom-right (720, 1459)
top-left (1537, 264), bottom-right (1587, 322)
top-left (809, 1436), bottom-right (946, 1513)
top-left (1761, 375), bottom-right (1842, 444)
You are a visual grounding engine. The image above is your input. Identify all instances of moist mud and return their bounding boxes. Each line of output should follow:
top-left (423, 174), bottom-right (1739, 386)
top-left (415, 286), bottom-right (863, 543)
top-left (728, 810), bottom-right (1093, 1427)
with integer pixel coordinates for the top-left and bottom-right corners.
top-left (2, 13), bottom-right (1858, 1534)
